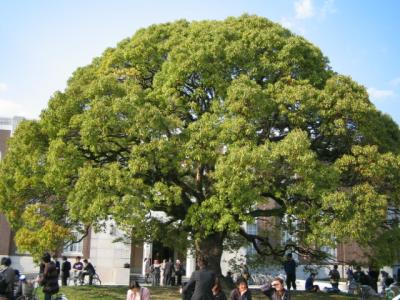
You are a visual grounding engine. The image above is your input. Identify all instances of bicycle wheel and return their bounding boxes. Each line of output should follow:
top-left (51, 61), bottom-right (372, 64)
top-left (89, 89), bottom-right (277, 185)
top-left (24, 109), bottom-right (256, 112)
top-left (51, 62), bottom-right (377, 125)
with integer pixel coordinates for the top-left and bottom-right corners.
top-left (92, 274), bottom-right (101, 285)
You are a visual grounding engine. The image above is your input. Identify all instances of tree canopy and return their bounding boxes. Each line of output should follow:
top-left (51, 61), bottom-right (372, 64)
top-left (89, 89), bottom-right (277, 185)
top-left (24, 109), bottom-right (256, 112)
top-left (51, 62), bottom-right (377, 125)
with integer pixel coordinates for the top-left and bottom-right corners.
top-left (1, 15), bottom-right (400, 268)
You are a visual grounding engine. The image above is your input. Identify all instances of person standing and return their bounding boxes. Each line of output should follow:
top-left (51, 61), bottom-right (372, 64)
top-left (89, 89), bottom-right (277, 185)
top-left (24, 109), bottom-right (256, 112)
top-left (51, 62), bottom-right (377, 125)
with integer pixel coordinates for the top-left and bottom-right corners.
top-left (164, 259), bottom-right (175, 286)
top-left (329, 265), bottom-right (340, 290)
top-left (160, 259), bottom-right (166, 286)
top-left (39, 253), bottom-right (59, 300)
top-left (175, 259), bottom-right (184, 286)
top-left (151, 260), bottom-right (161, 286)
top-left (52, 255), bottom-right (60, 279)
top-left (182, 255), bottom-right (216, 300)
top-left (0, 257), bottom-right (15, 300)
top-left (261, 277), bottom-right (291, 300)
top-left (61, 256), bottom-right (71, 286)
top-left (283, 253), bottom-right (297, 291)
top-left (368, 266), bottom-right (379, 292)
top-left (144, 258), bottom-right (151, 284)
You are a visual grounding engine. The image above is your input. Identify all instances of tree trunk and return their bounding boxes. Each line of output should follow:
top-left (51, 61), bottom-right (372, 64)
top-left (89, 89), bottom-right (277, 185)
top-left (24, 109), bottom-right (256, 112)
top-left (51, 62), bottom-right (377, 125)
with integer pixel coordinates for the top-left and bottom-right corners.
top-left (195, 232), bottom-right (224, 276)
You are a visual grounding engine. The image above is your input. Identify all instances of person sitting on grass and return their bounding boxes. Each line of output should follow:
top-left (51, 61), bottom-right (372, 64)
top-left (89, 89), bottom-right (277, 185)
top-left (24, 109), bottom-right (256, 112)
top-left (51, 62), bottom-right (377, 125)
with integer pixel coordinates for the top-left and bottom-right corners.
top-left (230, 277), bottom-right (252, 300)
top-left (305, 273), bottom-right (320, 292)
top-left (260, 277), bottom-right (291, 300)
top-left (212, 279), bottom-right (227, 300)
top-left (126, 280), bottom-right (150, 300)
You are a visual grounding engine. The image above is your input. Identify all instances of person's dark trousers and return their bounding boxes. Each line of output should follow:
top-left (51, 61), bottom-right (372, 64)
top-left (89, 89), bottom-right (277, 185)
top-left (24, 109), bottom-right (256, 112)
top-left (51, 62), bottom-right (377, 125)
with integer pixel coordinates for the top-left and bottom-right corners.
top-left (332, 283), bottom-right (339, 289)
top-left (371, 281), bottom-right (378, 292)
top-left (177, 274), bottom-right (182, 286)
top-left (62, 275), bottom-right (69, 286)
top-left (82, 272), bottom-right (93, 285)
top-left (286, 273), bottom-right (296, 290)
top-left (44, 293), bottom-right (52, 300)
top-left (165, 274), bottom-right (172, 286)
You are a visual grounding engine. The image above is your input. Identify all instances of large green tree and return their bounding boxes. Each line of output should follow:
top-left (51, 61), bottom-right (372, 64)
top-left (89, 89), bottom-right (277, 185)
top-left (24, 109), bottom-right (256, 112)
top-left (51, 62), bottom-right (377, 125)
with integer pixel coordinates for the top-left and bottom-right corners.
top-left (1, 15), bottom-right (400, 270)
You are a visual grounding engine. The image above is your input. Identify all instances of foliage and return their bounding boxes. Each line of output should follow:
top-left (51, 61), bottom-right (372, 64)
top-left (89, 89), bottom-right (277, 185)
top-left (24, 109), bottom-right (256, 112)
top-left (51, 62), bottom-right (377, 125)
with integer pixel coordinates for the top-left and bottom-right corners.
top-left (1, 15), bottom-right (400, 268)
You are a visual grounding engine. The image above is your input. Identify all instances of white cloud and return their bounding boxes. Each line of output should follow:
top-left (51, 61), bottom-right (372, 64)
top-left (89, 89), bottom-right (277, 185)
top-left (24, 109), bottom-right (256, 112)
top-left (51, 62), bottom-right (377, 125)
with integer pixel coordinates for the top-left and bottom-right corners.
top-left (0, 98), bottom-right (29, 117)
top-left (367, 88), bottom-right (395, 100)
top-left (390, 77), bottom-right (400, 86)
top-left (295, 0), bottom-right (315, 19)
top-left (0, 82), bottom-right (7, 92)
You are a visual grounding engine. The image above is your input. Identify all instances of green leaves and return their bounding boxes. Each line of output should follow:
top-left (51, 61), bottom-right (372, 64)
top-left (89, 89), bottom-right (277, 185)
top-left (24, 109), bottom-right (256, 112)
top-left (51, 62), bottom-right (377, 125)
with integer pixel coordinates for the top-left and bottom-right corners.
top-left (1, 15), bottom-right (400, 264)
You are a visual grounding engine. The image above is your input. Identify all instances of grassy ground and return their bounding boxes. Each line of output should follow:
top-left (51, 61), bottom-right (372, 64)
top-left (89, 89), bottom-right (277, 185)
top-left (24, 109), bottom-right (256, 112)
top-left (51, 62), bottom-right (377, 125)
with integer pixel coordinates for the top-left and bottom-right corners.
top-left (35, 286), bottom-right (365, 300)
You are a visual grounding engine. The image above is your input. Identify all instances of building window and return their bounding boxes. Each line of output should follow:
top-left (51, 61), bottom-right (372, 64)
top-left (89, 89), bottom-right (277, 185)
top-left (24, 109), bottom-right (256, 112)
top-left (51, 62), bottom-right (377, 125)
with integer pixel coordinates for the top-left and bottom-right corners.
top-left (62, 232), bottom-right (83, 255)
top-left (246, 223), bottom-right (257, 235)
top-left (246, 222), bottom-right (258, 256)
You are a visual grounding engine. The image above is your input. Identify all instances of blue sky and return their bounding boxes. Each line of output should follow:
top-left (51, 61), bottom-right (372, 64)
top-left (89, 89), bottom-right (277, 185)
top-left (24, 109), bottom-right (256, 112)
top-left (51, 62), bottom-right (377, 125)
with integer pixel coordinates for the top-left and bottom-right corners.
top-left (1, 0), bottom-right (400, 124)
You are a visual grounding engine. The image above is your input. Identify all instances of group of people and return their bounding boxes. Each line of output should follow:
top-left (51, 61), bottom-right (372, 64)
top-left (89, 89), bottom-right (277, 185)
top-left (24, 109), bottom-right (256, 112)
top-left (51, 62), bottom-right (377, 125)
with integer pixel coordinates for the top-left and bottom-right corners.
top-left (181, 255), bottom-right (290, 300)
top-left (61, 256), bottom-right (96, 286)
top-left (0, 253), bottom-right (97, 300)
top-left (144, 258), bottom-right (184, 287)
top-left (126, 255), bottom-right (292, 300)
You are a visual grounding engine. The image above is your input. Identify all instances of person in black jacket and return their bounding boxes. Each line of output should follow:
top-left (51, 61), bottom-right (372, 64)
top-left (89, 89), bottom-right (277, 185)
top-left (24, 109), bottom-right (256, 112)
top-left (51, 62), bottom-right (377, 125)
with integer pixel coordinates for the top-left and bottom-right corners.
top-left (283, 253), bottom-right (297, 291)
top-left (261, 277), bottom-right (290, 300)
top-left (81, 259), bottom-right (96, 285)
top-left (40, 253), bottom-right (59, 300)
top-left (182, 255), bottom-right (216, 300)
top-left (164, 259), bottom-right (175, 286)
top-left (61, 256), bottom-right (71, 286)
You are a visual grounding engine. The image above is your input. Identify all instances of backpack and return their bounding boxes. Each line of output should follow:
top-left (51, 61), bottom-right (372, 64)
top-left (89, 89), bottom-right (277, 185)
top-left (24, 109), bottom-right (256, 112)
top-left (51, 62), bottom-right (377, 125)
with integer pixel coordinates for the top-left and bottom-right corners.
top-left (0, 269), bottom-right (8, 294)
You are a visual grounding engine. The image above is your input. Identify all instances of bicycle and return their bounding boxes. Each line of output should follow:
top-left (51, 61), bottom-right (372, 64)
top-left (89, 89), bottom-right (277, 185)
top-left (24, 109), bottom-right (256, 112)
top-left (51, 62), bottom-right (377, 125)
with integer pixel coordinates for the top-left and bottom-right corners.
top-left (15, 278), bottom-right (39, 300)
top-left (74, 272), bottom-right (101, 286)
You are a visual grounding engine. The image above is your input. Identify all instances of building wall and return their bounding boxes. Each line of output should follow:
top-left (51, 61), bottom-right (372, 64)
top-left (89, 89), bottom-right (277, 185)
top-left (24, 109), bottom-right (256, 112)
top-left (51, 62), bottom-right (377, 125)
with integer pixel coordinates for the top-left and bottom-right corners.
top-left (89, 221), bottom-right (131, 285)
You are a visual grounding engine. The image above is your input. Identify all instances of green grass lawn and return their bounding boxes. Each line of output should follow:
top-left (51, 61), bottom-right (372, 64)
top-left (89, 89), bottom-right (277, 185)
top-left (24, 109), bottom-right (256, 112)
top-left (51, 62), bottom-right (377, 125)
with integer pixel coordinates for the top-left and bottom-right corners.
top-left (35, 286), bottom-right (365, 300)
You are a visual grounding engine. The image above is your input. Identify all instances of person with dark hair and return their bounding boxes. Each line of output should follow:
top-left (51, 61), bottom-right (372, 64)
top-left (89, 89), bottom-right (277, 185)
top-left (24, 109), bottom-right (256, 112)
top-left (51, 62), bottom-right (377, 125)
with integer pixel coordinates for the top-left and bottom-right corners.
top-left (143, 258), bottom-right (151, 284)
top-left (39, 253), bottom-right (59, 300)
top-left (126, 280), bottom-right (150, 300)
top-left (283, 253), bottom-right (297, 291)
top-left (0, 257), bottom-right (15, 300)
top-left (261, 277), bottom-right (291, 300)
top-left (164, 258), bottom-right (175, 286)
top-left (226, 271), bottom-right (234, 288)
top-left (212, 278), bottom-right (227, 300)
top-left (61, 256), bottom-right (71, 286)
top-left (182, 255), bottom-right (216, 300)
top-left (81, 259), bottom-right (96, 285)
top-left (52, 255), bottom-right (60, 278)
top-left (305, 273), bottom-right (320, 292)
top-left (72, 256), bottom-right (84, 284)
top-left (354, 266), bottom-right (369, 285)
top-left (368, 266), bottom-right (379, 292)
top-left (329, 265), bottom-right (340, 290)
top-left (229, 277), bottom-right (252, 300)
top-left (175, 259), bottom-right (184, 286)
top-left (151, 259), bottom-right (161, 286)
